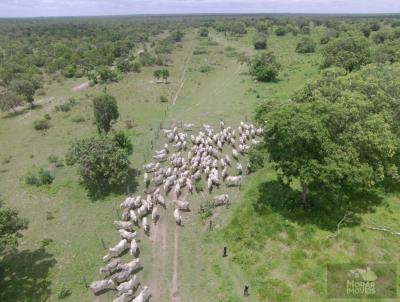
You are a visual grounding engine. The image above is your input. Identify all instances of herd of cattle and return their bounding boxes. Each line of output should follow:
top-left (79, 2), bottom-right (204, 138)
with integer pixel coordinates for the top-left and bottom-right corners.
top-left (89, 121), bottom-right (263, 301)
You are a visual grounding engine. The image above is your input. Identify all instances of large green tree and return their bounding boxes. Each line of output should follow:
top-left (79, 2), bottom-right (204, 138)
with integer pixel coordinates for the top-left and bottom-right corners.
top-left (66, 135), bottom-right (131, 195)
top-left (256, 64), bottom-right (400, 204)
top-left (321, 35), bottom-right (370, 71)
top-left (93, 92), bottom-right (119, 134)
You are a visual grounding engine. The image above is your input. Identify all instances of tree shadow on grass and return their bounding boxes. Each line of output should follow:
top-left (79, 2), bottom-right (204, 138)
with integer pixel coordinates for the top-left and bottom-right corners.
top-left (0, 247), bottom-right (57, 302)
top-left (253, 180), bottom-right (383, 232)
top-left (87, 168), bottom-right (139, 201)
top-left (3, 104), bottom-right (44, 119)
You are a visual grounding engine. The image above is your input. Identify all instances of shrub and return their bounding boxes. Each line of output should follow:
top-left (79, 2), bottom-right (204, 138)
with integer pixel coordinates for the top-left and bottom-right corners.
top-left (296, 37), bottom-right (316, 53)
top-left (48, 155), bottom-right (64, 167)
top-left (125, 119), bottom-right (134, 129)
top-left (33, 119), bottom-right (50, 131)
top-left (55, 98), bottom-right (77, 112)
top-left (58, 287), bottom-right (72, 299)
top-left (198, 201), bottom-right (215, 219)
top-left (194, 180), bottom-right (204, 193)
top-left (199, 65), bottom-right (214, 73)
top-left (71, 116), bottom-right (85, 123)
top-left (93, 93), bottom-right (119, 134)
top-left (253, 32), bottom-right (267, 50)
top-left (159, 95), bottom-right (168, 103)
top-left (25, 168), bottom-right (54, 186)
top-left (275, 26), bottom-right (287, 36)
top-left (198, 27), bottom-right (209, 37)
top-left (193, 47), bottom-right (207, 55)
top-left (249, 51), bottom-right (281, 82)
top-left (44, 114), bottom-right (51, 120)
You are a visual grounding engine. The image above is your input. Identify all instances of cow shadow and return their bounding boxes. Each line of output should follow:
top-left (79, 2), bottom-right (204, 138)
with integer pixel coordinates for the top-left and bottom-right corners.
top-left (253, 180), bottom-right (383, 232)
top-left (0, 247), bottom-right (57, 302)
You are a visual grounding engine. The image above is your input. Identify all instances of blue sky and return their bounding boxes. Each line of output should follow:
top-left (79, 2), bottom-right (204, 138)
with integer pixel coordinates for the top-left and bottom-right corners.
top-left (0, 0), bottom-right (399, 18)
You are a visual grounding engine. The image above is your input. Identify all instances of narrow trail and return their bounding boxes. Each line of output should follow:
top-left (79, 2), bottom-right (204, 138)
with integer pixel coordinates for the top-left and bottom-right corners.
top-left (172, 45), bottom-right (193, 106)
top-left (171, 223), bottom-right (182, 302)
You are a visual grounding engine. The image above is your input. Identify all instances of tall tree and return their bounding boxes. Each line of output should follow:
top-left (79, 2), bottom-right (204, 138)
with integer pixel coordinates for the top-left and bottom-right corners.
top-left (93, 92), bottom-right (119, 134)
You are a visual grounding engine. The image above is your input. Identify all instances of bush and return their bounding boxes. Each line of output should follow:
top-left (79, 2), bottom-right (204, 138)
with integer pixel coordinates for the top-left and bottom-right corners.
top-left (159, 95), bottom-right (168, 103)
top-left (71, 116), bottom-right (85, 123)
top-left (44, 114), bottom-right (51, 120)
top-left (253, 32), bottom-right (267, 49)
top-left (296, 37), bottom-right (316, 53)
top-left (249, 51), bottom-right (281, 82)
top-left (55, 98), bottom-right (77, 112)
top-left (275, 26), bottom-right (287, 36)
top-left (199, 65), bottom-right (214, 73)
top-left (198, 27), bottom-right (209, 37)
top-left (48, 155), bottom-right (64, 167)
top-left (33, 119), bottom-right (50, 131)
top-left (193, 47), bottom-right (207, 55)
top-left (198, 201), bottom-right (215, 219)
top-left (25, 168), bottom-right (54, 186)
top-left (58, 286), bottom-right (72, 299)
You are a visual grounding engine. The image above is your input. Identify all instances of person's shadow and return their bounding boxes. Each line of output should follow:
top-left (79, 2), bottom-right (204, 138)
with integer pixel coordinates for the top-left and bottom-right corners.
top-left (0, 247), bottom-right (57, 302)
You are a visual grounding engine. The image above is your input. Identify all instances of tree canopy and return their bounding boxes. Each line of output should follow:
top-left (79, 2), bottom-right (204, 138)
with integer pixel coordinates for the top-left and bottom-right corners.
top-left (93, 92), bottom-right (119, 134)
top-left (66, 134), bottom-right (131, 196)
top-left (249, 51), bottom-right (281, 82)
top-left (256, 64), bottom-right (400, 203)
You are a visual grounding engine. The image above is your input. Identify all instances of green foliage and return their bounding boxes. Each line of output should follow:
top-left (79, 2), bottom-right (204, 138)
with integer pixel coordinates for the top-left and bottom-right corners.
top-left (57, 286), bottom-right (72, 300)
top-left (198, 201), bottom-right (215, 219)
top-left (198, 27), bottom-right (209, 37)
top-left (155, 37), bottom-right (175, 54)
top-left (0, 197), bottom-right (28, 255)
top-left (296, 37), bottom-right (316, 53)
top-left (33, 118), bottom-right (50, 131)
top-left (229, 21), bottom-right (247, 37)
top-left (275, 26), bottom-right (287, 36)
top-left (153, 69), bottom-right (170, 82)
top-left (116, 58), bottom-right (132, 73)
top-left (199, 65), bottom-right (214, 73)
top-left (253, 32), bottom-right (267, 50)
top-left (25, 168), bottom-right (54, 186)
top-left (171, 30), bottom-right (185, 42)
top-left (0, 91), bottom-right (24, 112)
top-left (9, 79), bottom-right (36, 106)
top-left (193, 47), bottom-right (207, 55)
top-left (112, 131), bottom-right (133, 155)
top-left (249, 51), bottom-right (281, 82)
top-left (96, 66), bottom-right (119, 83)
top-left (61, 65), bottom-right (76, 78)
top-left (321, 36), bottom-right (370, 71)
top-left (159, 95), bottom-right (168, 103)
top-left (248, 143), bottom-right (268, 172)
top-left (194, 180), bottom-right (204, 193)
top-left (92, 93), bottom-right (119, 134)
top-left (256, 64), bottom-right (400, 202)
top-left (66, 136), bottom-right (130, 195)
top-left (55, 98), bottom-right (77, 112)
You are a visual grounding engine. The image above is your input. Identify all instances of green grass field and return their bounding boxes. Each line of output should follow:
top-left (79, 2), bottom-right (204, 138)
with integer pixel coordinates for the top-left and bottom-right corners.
top-left (1, 25), bottom-right (398, 302)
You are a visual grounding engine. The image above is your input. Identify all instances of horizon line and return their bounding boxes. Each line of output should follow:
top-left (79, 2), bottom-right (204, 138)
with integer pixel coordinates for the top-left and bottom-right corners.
top-left (1, 12), bottom-right (400, 19)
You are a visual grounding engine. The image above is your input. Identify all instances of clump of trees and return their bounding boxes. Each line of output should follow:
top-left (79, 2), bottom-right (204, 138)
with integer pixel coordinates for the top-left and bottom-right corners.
top-left (321, 35), bottom-right (370, 71)
top-left (256, 64), bottom-right (400, 204)
top-left (253, 32), bottom-right (267, 50)
top-left (296, 37), bottom-right (316, 53)
top-left (93, 92), bottom-right (119, 134)
top-left (249, 51), bottom-right (281, 82)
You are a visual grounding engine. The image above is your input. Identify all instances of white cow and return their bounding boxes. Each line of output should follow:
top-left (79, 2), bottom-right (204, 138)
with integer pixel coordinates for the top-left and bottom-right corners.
top-left (130, 239), bottom-right (138, 257)
top-left (174, 208), bottom-right (182, 225)
top-left (214, 194), bottom-right (230, 207)
top-left (90, 279), bottom-right (116, 294)
top-left (99, 258), bottom-right (121, 275)
top-left (113, 221), bottom-right (134, 231)
top-left (174, 200), bottom-right (190, 211)
top-left (225, 176), bottom-right (242, 187)
top-left (119, 229), bottom-right (136, 241)
top-left (132, 286), bottom-right (150, 302)
top-left (116, 275), bottom-right (139, 296)
top-left (151, 207), bottom-right (158, 223)
top-left (142, 217), bottom-right (149, 233)
top-left (103, 239), bottom-right (129, 262)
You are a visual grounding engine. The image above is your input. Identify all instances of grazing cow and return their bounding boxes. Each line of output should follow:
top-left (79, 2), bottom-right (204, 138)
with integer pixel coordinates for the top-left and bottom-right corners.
top-left (103, 239), bottom-right (129, 262)
top-left (154, 193), bottom-right (166, 207)
top-left (144, 173), bottom-right (150, 187)
top-left (214, 194), bottom-right (230, 207)
top-left (207, 177), bottom-right (213, 193)
top-left (174, 208), bottom-right (182, 225)
top-left (112, 259), bottom-right (141, 283)
top-left (225, 176), bottom-right (242, 187)
top-left (99, 258), bottom-right (121, 275)
top-left (132, 286), bottom-right (150, 302)
top-left (116, 275), bottom-right (139, 297)
top-left (236, 163), bottom-right (243, 175)
top-left (151, 207), bottom-right (158, 223)
top-left (113, 221), bottom-right (134, 231)
top-left (174, 200), bottom-right (190, 211)
top-left (143, 163), bottom-right (157, 173)
top-left (130, 210), bottom-right (138, 224)
top-left (114, 290), bottom-right (134, 302)
top-left (142, 217), bottom-right (149, 233)
top-left (232, 149), bottom-right (239, 160)
top-left (121, 208), bottom-right (130, 221)
top-left (90, 279), bottom-right (116, 294)
top-left (130, 239), bottom-right (138, 257)
top-left (119, 229), bottom-right (136, 241)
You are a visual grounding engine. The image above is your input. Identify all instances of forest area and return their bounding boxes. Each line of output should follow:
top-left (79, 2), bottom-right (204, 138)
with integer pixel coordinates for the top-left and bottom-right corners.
top-left (1, 12), bottom-right (400, 302)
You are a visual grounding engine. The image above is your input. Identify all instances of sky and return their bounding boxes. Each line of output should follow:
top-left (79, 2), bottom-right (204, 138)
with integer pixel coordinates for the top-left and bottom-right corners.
top-left (0, 0), bottom-right (399, 18)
